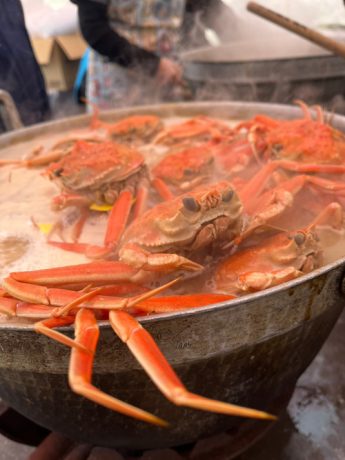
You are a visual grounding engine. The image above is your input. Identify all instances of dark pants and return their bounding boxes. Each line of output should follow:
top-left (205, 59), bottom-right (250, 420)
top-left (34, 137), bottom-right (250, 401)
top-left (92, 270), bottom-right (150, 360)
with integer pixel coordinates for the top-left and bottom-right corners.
top-left (0, 0), bottom-right (50, 126)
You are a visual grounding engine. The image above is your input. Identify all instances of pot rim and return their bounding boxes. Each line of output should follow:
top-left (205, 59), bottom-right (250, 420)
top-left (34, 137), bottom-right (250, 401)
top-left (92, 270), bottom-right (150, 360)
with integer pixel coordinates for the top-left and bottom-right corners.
top-left (1, 101), bottom-right (344, 148)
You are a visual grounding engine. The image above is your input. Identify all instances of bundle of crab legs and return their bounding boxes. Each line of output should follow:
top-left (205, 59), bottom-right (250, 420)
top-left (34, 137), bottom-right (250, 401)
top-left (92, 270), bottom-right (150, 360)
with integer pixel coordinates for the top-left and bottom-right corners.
top-left (1, 100), bottom-right (345, 427)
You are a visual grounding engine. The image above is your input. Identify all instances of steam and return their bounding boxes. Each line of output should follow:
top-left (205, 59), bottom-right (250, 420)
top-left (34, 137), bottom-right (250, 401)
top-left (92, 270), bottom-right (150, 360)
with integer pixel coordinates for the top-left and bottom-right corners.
top-left (181, 0), bottom-right (345, 113)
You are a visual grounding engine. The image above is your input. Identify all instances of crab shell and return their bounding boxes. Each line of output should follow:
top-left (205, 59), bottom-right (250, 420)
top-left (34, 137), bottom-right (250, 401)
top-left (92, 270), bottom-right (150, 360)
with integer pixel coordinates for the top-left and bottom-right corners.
top-left (107, 115), bottom-right (164, 145)
top-left (152, 144), bottom-right (215, 191)
top-left (45, 140), bottom-right (147, 205)
top-left (264, 118), bottom-right (345, 164)
top-left (119, 181), bottom-right (244, 257)
top-left (215, 229), bottom-right (322, 294)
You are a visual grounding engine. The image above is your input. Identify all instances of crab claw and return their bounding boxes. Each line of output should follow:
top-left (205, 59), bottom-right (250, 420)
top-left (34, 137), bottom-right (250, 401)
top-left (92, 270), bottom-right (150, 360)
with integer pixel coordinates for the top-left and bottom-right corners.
top-left (119, 243), bottom-right (203, 273)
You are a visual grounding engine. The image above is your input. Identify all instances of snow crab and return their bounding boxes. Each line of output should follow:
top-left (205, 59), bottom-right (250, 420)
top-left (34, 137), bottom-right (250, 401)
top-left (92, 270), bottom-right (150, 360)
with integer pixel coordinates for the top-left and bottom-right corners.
top-left (237, 101), bottom-right (345, 167)
top-left (150, 136), bottom-right (260, 202)
top-left (46, 180), bottom-right (244, 264)
top-left (151, 143), bottom-right (216, 200)
top-left (45, 139), bottom-right (149, 249)
top-left (153, 115), bottom-right (234, 147)
top-left (0, 181), bottom-right (275, 425)
top-left (92, 113), bottom-right (164, 145)
top-left (215, 202), bottom-right (343, 295)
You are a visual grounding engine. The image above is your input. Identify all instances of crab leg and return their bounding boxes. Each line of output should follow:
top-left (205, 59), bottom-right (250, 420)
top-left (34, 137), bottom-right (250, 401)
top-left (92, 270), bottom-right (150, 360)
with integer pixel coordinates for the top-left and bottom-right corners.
top-left (306, 201), bottom-right (343, 230)
top-left (45, 194), bottom-right (92, 242)
top-left (119, 243), bottom-right (203, 273)
top-left (104, 190), bottom-right (133, 250)
top-left (109, 310), bottom-right (275, 421)
top-left (239, 173), bottom-right (345, 241)
top-left (152, 177), bottom-right (174, 201)
top-left (50, 190), bottom-right (135, 258)
top-left (2, 275), bottom-right (179, 311)
top-left (240, 160), bottom-right (345, 211)
top-left (9, 262), bottom-right (144, 288)
top-left (9, 256), bottom-right (201, 293)
top-left (81, 189), bottom-right (134, 259)
top-left (69, 308), bottom-right (168, 427)
top-left (0, 150), bottom-right (66, 168)
top-left (132, 181), bottom-right (149, 218)
top-left (132, 293), bottom-right (234, 314)
top-left (34, 317), bottom-right (86, 351)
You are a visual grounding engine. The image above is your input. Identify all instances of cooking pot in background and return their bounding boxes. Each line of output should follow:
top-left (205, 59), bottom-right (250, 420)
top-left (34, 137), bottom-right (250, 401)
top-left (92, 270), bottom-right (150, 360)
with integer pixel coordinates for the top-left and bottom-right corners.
top-left (181, 38), bottom-right (345, 110)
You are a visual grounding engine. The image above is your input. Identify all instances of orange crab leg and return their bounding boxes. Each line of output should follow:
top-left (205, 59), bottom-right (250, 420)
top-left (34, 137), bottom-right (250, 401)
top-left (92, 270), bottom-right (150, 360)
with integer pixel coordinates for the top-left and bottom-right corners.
top-left (52, 189), bottom-right (135, 259)
top-left (49, 189), bottom-right (137, 258)
top-left (152, 177), bottom-right (174, 201)
top-left (0, 291), bottom-right (234, 319)
top-left (34, 316), bottom-right (86, 351)
top-left (2, 277), bottom-right (141, 309)
top-left (306, 202), bottom-right (343, 230)
top-left (0, 150), bottom-right (66, 168)
top-left (242, 169), bottom-right (345, 219)
top-left (109, 310), bottom-right (275, 421)
top-left (0, 297), bottom-right (17, 316)
top-left (69, 308), bottom-right (168, 426)
top-left (119, 242), bottom-right (203, 272)
top-left (132, 182), bottom-right (149, 218)
top-left (10, 262), bottom-right (142, 287)
top-left (240, 160), bottom-right (345, 211)
top-left (2, 276), bottom-right (179, 311)
top-left (50, 193), bottom-right (91, 211)
top-left (133, 293), bottom-right (234, 314)
top-left (104, 190), bottom-right (133, 249)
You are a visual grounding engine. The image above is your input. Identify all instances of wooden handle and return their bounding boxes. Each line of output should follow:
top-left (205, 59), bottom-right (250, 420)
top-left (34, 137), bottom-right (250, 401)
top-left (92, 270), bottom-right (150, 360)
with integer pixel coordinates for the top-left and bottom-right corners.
top-left (247, 1), bottom-right (345, 59)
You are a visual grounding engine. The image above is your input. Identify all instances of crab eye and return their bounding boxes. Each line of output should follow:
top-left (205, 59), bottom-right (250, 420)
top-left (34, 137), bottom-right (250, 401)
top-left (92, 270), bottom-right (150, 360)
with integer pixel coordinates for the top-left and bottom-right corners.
top-left (184, 168), bottom-right (194, 176)
top-left (54, 167), bottom-right (64, 177)
top-left (182, 196), bottom-right (200, 212)
top-left (222, 188), bottom-right (234, 202)
top-left (294, 232), bottom-right (306, 246)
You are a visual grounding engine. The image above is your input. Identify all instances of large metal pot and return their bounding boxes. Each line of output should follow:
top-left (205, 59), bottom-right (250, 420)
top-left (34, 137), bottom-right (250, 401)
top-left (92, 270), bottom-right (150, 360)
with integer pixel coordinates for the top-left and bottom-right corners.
top-left (0, 102), bottom-right (344, 453)
top-left (181, 40), bottom-right (345, 108)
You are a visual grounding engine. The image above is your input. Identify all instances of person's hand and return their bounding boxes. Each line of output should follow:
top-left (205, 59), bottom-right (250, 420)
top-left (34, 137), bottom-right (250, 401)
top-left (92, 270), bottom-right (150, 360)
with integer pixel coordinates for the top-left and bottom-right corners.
top-left (156, 58), bottom-right (182, 86)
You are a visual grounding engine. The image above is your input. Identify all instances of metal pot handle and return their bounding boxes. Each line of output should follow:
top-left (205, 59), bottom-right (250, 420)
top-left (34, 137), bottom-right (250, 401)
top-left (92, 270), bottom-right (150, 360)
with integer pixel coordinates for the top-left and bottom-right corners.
top-left (0, 90), bottom-right (23, 131)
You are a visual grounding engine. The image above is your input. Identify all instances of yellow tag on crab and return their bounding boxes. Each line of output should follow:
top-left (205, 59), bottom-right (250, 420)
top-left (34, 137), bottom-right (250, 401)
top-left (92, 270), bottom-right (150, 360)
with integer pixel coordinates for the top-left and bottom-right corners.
top-left (89, 203), bottom-right (113, 212)
top-left (37, 223), bottom-right (53, 235)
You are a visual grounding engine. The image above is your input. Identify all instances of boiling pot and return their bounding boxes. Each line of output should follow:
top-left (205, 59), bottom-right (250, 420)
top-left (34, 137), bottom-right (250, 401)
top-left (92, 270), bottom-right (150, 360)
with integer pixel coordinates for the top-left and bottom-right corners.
top-left (181, 41), bottom-right (345, 107)
top-left (0, 102), bottom-right (344, 454)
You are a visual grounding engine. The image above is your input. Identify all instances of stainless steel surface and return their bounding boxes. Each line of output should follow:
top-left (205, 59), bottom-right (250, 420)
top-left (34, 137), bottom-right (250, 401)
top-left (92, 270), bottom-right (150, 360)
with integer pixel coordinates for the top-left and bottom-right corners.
top-left (0, 102), bottom-right (344, 452)
top-left (181, 43), bottom-right (345, 106)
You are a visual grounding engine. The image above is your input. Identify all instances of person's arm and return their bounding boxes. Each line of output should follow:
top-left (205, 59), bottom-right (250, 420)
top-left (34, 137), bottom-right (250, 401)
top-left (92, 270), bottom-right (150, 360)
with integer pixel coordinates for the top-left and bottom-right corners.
top-left (72, 0), bottom-right (160, 75)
